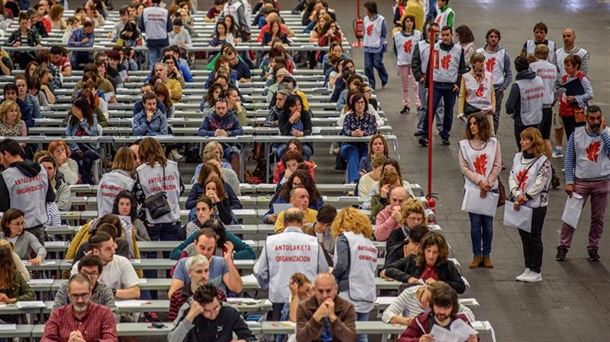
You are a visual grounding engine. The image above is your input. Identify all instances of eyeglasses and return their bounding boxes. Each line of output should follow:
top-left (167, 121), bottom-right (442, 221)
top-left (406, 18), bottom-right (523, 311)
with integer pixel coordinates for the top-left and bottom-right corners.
top-left (69, 293), bottom-right (91, 299)
top-left (81, 271), bottom-right (99, 277)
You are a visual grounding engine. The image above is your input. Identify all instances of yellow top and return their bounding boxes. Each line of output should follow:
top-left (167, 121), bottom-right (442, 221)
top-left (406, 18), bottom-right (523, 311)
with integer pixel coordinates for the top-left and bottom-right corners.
top-left (403, 1), bottom-right (425, 32)
top-left (274, 208), bottom-right (318, 234)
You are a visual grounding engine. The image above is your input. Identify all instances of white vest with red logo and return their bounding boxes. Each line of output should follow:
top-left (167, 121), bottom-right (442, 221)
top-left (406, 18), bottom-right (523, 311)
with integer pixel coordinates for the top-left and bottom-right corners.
top-left (463, 71), bottom-right (494, 112)
top-left (477, 47), bottom-right (507, 86)
top-left (556, 47), bottom-right (588, 78)
top-left (1, 166), bottom-right (48, 228)
top-left (363, 15), bottom-right (384, 48)
top-left (135, 161), bottom-right (181, 224)
top-left (336, 231), bottom-right (377, 312)
top-left (459, 138), bottom-right (498, 189)
top-left (511, 153), bottom-right (550, 208)
top-left (432, 43), bottom-right (462, 83)
top-left (394, 30), bottom-right (422, 66)
top-left (529, 60), bottom-right (558, 106)
top-left (417, 40), bottom-right (431, 73)
top-left (526, 39), bottom-right (556, 63)
top-left (573, 127), bottom-right (610, 180)
top-left (516, 76), bottom-right (544, 125)
top-left (97, 170), bottom-right (136, 216)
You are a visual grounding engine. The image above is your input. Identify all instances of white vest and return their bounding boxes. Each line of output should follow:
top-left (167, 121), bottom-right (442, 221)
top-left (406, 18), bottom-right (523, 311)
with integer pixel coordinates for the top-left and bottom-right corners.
top-left (1, 166), bottom-right (49, 228)
top-left (516, 76), bottom-right (544, 125)
top-left (335, 232), bottom-right (377, 312)
top-left (435, 7), bottom-right (454, 28)
top-left (526, 40), bottom-right (556, 63)
top-left (573, 127), bottom-right (610, 180)
top-left (394, 30), bottom-right (422, 66)
top-left (97, 170), bottom-right (136, 216)
top-left (363, 15), bottom-right (384, 48)
top-left (263, 230), bottom-right (320, 303)
top-left (476, 47), bottom-right (507, 86)
top-left (142, 6), bottom-right (169, 41)
top-left (529, 60), bottom-right (558, 106)
top-left (462, 71), bottom-right (494, 112)
top-left (556, 47), bottom-right (588, 78)
top-left (417, 40), bottom-right (431, 73)
top-left (511, 153), bottom-right (550, 208)
top-left (459, 138), bottom-right (498, 189)
top-left (433, 43), bottom-right (462, 83)
top-left (135, 161), bottom-right (181, 224)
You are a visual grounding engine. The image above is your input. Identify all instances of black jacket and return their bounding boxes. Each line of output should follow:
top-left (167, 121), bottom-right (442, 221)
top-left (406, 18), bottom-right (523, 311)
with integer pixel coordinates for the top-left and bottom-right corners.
top-left (169, 303), bottom-right (255, 342)
top-left (383, 254), bottom-right (466, 294)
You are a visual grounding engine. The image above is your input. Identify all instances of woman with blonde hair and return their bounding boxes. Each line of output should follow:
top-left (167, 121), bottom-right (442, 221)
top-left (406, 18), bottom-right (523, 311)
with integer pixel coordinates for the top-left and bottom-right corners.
top-left (331, 207), bottom-right (377, 342)
top-left (96, 146), bottom-right (137, 216)
top-left (48, 140), bottom-right (79, 185)
top-left (509, 127), bottom-right (551, 283)
top-left (0, 100), bottom-right (26, 137)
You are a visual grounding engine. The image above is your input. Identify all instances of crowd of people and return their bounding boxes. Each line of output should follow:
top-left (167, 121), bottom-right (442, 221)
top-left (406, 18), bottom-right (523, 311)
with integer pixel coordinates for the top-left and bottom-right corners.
top-left (0, 0), bottom-right (607, 341)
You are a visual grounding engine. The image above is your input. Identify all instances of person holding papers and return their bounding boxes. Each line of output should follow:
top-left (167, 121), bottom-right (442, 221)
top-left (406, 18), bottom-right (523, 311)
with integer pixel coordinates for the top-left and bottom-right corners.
top-left (131, 93), bottom-right (169, 136)
top-left (458, 113), bottom-right (502, 269)
top-left (558, 54), bottom-right (594, 142)
top-left (0, 243), bottom-right (34, 305)
top-left (398, 282), bottom-right (477, 342)
top-left (556, 105), bottom-right (609, 262)
top-left (0, 208), bottom-right (47, 265)
top-left (508, 128), bottom-right (551, 283)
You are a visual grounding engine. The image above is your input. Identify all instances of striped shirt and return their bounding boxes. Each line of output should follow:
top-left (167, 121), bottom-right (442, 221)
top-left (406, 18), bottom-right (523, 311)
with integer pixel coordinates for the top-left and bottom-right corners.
top-left (381, 285), bottom-right (426, 323)
top-left (564, 129), bottom-right (610, 183)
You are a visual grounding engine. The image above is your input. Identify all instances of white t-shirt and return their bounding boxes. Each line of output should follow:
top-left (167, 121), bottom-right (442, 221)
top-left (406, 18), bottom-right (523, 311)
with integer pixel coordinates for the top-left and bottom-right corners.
top-left (71, 254), bottom-right (140, 290)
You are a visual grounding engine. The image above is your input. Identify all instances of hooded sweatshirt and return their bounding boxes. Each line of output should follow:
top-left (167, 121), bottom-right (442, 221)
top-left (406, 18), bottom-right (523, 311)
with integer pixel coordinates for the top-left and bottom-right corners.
top-left (505, 70), bottom-right (539, 126)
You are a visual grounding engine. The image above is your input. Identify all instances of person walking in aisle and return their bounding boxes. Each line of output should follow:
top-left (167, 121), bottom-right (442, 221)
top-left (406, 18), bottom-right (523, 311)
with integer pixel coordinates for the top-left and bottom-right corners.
top-left (363, 1), bottom-right (389, 90)
top-left (394, 15), bottom-right (422, 114)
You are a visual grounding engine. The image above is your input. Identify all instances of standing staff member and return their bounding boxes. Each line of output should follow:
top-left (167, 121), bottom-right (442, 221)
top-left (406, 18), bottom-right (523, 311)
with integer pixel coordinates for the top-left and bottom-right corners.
top-left (477, 28), bottom-right (512, 134)
top-left (457, 53), bottom-right (496, 133)
top-left (556, 106), bottom-right (609, 262)
top-left (96, 147), bottom-right (136, 216)
top-left (558, 55), bottom-right (594, 140)
top-left (254, 208), bottom-right (329, 321)
top-left (394, 15), bottom-right (422, 115)
top-left (509, 128), bottom-right (551, 283)
top-left (138, 0), bottom-right (172, 68)
top-left (331, 208), bottom-right (378, 342)
top-left (459, 113), bottom-right (502, 269)
top-left (522, 22), bottom-right (556, 64)
top-left (506, 56), bottom-right (544, 149)
top-left (362, 1), bottom-right (389, 90)
top-left (0, 139), bottom-right (54, 243)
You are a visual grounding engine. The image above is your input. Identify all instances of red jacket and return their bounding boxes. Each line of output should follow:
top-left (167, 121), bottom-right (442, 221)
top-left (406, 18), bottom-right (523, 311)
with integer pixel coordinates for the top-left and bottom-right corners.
top-left (398, 311), bottom-right (478, 342)
top-left (273, 160), bottom-right (316, 183)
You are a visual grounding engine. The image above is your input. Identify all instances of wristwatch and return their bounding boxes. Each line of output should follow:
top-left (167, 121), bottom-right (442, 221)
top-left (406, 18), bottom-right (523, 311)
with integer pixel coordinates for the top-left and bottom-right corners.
top-left (112, 288), bottom-right (117, 296)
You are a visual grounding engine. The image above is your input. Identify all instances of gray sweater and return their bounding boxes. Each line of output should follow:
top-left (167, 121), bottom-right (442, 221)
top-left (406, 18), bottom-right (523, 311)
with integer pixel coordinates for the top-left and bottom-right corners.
top-left (2, 231), bottom-right (47, 260)
top-left (52, 280), bottom-right (119, 322)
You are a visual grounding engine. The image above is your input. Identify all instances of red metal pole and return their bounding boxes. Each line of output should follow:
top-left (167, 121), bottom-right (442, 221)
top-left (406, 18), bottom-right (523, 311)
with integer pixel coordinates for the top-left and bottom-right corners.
top-left (427, 31), bottom-right (436, 196)
top-left (356, 0), bottom-right (361, 18)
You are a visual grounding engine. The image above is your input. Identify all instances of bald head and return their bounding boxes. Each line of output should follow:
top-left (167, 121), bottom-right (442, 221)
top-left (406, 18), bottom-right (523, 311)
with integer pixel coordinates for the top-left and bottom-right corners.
top-left (284, 207), bottom-right (304, 227)
top-left (563, 28), bottom-right (576, 48)
top-left (314, 273), bottom-right (337, 302)
top-left (390, 186), bottom-right (409, 207)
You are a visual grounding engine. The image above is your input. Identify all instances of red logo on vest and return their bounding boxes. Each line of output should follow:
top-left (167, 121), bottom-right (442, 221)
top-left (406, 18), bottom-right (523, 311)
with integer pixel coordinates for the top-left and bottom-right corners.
top-left (475, 83), bottom-right (485, 97)
top-left (586, 141), bottom-right (601, 162)
top-left (474, 154), bottom-right (488, 176)
top-left (441, 54), bottom-right (452, 70)
top-left (403, 40), bottom-right (413, 54)
top-left (517, 169), bottom-right (528, 191)
top-left (485, 57), bottom-right (496, 73)
top-left (366, 24), bottom-right (374, 36)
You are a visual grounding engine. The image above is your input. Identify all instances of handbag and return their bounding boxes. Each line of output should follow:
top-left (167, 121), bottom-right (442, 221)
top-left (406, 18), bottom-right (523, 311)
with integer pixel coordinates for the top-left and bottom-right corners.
top-left (496, 178), bottom-right (506, 207)
top-left (143, 166), bottom-right (171, 219)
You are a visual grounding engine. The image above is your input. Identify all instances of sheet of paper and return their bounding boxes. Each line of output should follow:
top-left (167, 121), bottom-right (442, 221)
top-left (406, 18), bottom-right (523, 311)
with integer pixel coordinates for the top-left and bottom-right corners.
top-left (15, 301), bottom-right (46, 309)
top-left (562, 193), bottom-right (584, 228)
top-left (503, 202), bottom-right (533, 232)
top-left (227, 298), bottom-right (258, 304)
top-left (430, 324), bottom-right (458, 342)
top-left (450, 319), bottom-right (477, 341)
top-left (461, 187), bottom-right (499, 217)
top-left (375, 297), bottom-right (396, 306)
top-left (28, 279), bottom-right (54, 285)
top-left (241, 274), bottom-right (259, 285)
top-left (115, 300), bottom-right (145, 308)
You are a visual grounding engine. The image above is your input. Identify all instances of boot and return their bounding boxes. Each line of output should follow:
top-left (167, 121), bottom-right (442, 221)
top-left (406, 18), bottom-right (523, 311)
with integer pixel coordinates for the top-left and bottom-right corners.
top-left (469, 256), bottom-right (482, 268)
top-left (482, 256), bottom-right (494, 268)
top-left (555, 246), bottom-right (568, 261)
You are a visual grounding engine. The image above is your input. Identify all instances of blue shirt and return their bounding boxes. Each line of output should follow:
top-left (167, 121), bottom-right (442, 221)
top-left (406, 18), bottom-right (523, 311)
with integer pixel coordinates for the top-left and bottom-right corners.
top-left (173, 256), bottom-right (228, 292)
top-left (341, 112), bottom-right (378, 137)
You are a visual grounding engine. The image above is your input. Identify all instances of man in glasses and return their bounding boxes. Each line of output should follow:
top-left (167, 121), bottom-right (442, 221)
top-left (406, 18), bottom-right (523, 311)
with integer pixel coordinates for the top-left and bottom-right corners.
top-left (52, 254), bottom-right (119, 322)
top-left (43, 272), bottom-right (117, 341)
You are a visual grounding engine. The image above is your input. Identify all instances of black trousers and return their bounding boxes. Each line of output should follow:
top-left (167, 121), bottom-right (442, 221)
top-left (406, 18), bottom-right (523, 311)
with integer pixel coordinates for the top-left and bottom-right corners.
top-left (518, 206), bottom-right (547, 273)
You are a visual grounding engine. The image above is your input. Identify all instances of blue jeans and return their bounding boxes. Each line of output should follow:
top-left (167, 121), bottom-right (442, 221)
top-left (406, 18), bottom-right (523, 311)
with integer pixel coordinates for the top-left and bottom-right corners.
top-left (417, 85), bottom-right (444, 133)
top-left (147, 222), bottom-right (181, 241)
top-left (356, 311), bottom-right (370, 342)
top-left (468, 212), bottom-right (494, 256)
top-left (364, 51), bottom-right (388, 89)
top-left (148, 47), bottom-right (165, 69)
top-left (340, 143), bottom-right (368, 183)
top-left (276, 143), bottom-right (313, 160)
top-left (423, 85), bottom-right (457, 140)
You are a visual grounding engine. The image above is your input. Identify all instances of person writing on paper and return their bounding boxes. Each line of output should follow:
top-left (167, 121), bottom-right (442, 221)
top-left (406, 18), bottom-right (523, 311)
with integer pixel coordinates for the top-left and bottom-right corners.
top-left (168, 284), bottom-right (256, 342)
top-left (383, 232), bottom-right (466, 294)
top-left (52, 255), bottom-right (119, 322)
top-left (0, 244), bottom-right (35, 306)
top-left (0, 208), bottom-right (47, 265)
top-left (458, 113), bottom-right (502, 269)
top-left (168, 254), bottom-right (227, 322)
top-left (42, 273), bottom-right (117, 342)
top-left (296, 272), bottom-right (357, 342)
top-left (556, 105), bottom-right (609, 262)
top-left (509, 128), bottom-right (551, 283)
top-left (382, 281), bottom-right (475, 326)
top-left (398, 282), bottom-right (477, 342)
top-left (275, 188), bottom-right (319, 234)
top-left (255, 208), bottom-right (328, 322)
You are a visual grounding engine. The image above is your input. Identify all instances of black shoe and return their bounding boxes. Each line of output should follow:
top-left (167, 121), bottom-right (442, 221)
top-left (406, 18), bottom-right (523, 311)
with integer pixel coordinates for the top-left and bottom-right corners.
top-left (414, 131), bottom-right (423, 137)
top-left (556, 246), bottom-right (568, 261)
top-left (441, 138), bottom-right (451, 145)
top-left (400, 106), bottom-right (410, 115)
top-left (551, 174), bottom-right (561, 189)
top-left (418, 137), bottom-right (428, 146)
top-left (588, 248), bottom-right (601, 262)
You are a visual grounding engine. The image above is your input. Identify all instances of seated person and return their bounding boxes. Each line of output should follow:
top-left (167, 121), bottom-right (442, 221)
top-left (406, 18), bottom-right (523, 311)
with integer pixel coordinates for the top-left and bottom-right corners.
top-left (277, 95), bottom-right (313, 159)
top-left (225, 44), bottom-right (252, 82)
top-left (112, 191), bottom-right (150, 242)
top-left (363, 159), bottom-right (416, 213)
top-left (0, 243), bottom-right (35, 308)
top-left (132, 93), bottom-right (168, 136)
top-left (0, 240), bottom-right (29, 282)
top-left (0, 208), bottom-right (47, 265)
top-left (39, 155), bottom-right (72, 211)
top-left (382, 281), bottom-right (475, 326)
top-left (72, 222), bottom-right (139, 265)
top-left (186, 162), bottom-right (242, 215)
top-left (68, 18), bottom-right (95, 69)
top-left (70, 232), bottom-right (141, 300)
top-left (375, 187), bottom-right (411, 241)
top-left (168, 284), bottom-right (256, 342)
top-left (205, 0), bottom-right (224, 22)
top-left (133, 83), bottom-right (167, 116)
top-left (64, 214), bottom-right (132, 263)
top-left (171, 218), bottom-right (256, 261)
top-left (383, 232), bottom-right (466, 294)
top-left (398, 283), bottom-right (477, 341)
top-left (275, 187), bottom-right (319, 234)
top-left (303, 204), bottom-right (338, 264)
top-left (6, 13), bottom-right (42, 69)
top-left (164, 46), bottom-right (193, 83)
top-left (200, 84), bottom-right (223, 113)
top-left (52, 254), bottom-right (120, 322)
top-left (192, 142), bottom-right (240, 195)
top-left (48, 140), bottom-right (79, 185)
top-left (0, 49), bottom-right (14, 76)
top-left (168, 18), bottom-right (192, 49)
top-left (359, 133), bottom-right (390, 174)
top-left (15, 75), bottom-right (40, 123)
top-left (264, 82), bottom-right (290, 128)
top-left (151, 62), bottom-right (182, 103)
top-left (273, 139), bottom-right (316, 183)
top-left (64, 97), bottom-right (101, 184)
top-left (336, 74), bottom-right (363, 112)
top-left (168, 254), bottom-right (228, 321)
top-left (288, 273), bottom-right (314, 322)
top-left (383, 224), bottom-right (429, 271)
top-left (264, 169), bottom-right (324, 224)
top-left (169, 228), bottom-right (242, 297)
top-left (224, 87), bottom-right (247, 126)
top-left (3, 83), bottom-right (34, 128)
top-left (0, 100), bottom-right (27, 138)
top-left (358, 154), bottom-right (386, 199)
top-left (275, 151), bottom-right (316, 189)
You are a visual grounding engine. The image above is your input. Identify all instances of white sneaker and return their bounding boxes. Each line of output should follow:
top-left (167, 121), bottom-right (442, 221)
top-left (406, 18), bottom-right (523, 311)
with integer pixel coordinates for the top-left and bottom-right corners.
top-left (515, 268), bottom-right (531, 281)
top-left (168, 149), bottom-right (185, 162)
top-left (521, 271), bottom-right (542, 283)
top-left (552, 147), bottom-right (564, 159)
